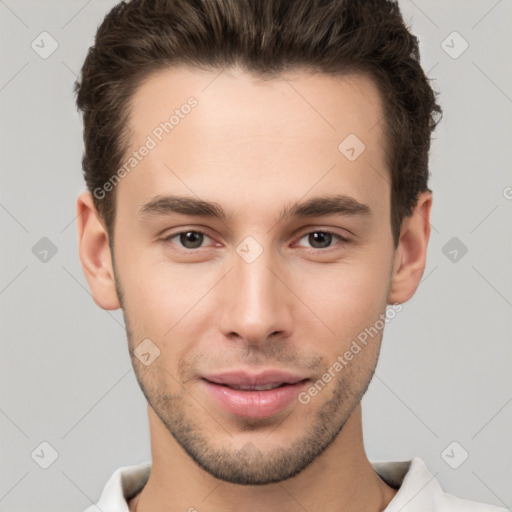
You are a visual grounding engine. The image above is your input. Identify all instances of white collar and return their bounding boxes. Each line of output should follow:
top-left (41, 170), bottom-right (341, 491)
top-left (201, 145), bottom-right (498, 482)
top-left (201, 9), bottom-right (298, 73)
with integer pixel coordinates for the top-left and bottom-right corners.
top-left (83, 457), bottom-right (507, 511)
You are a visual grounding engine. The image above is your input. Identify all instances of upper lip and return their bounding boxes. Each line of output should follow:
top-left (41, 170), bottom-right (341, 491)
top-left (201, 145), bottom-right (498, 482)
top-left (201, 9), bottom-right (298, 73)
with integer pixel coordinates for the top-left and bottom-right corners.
top-left (202, 370), bottom-right (308, 387)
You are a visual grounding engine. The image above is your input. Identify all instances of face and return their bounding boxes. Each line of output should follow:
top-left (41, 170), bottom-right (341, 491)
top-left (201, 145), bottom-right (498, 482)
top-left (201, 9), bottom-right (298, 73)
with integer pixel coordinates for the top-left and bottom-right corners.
top-left (109, 66), bottom-right (397, 484)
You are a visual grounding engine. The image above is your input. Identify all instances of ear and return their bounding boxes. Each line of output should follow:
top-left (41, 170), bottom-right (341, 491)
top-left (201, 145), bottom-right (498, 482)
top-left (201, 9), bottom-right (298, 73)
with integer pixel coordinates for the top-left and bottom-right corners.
top-left (76, 191), bottom-right (121, 310)
top-left (387, 190), bottom-right (432, 304)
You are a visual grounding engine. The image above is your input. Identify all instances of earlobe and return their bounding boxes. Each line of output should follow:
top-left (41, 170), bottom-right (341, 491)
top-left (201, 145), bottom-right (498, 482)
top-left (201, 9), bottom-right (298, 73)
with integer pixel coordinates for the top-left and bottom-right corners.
top-left (387, 191), bottom-right (432, 305)
top-left (76, 191), bottom-right (121, 310)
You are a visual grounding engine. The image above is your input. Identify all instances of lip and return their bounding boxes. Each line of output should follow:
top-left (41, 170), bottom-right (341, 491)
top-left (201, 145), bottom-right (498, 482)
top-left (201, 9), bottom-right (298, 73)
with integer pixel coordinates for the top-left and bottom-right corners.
top-left (201, 370), bottom-right (309, 418)
top-left (202, 370), bottom-right (307, 387)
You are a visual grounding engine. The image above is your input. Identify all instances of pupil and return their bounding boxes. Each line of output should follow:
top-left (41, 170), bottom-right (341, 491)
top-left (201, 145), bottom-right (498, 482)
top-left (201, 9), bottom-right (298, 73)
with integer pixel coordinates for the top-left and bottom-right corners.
top-left (180, 231), bottom-right (203, 248)
top-left (309, 232), bottom-right (331, 249)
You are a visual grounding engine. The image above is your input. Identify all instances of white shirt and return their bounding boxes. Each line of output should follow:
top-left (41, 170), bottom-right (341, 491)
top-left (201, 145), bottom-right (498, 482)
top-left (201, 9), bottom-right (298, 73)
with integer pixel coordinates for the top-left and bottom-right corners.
top-left (83, 457), bottom-right (508, 512)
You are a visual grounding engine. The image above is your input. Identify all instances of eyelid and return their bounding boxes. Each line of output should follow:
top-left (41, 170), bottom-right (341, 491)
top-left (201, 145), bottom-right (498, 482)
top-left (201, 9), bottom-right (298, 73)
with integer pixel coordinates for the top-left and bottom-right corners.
top-left (294, 226), bottom-right (351, 239)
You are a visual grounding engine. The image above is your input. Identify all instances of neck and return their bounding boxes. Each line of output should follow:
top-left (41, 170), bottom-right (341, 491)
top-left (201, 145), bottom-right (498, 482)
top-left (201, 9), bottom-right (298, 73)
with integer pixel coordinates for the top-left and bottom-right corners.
top-left (129, 404), bottom-right (397, 512)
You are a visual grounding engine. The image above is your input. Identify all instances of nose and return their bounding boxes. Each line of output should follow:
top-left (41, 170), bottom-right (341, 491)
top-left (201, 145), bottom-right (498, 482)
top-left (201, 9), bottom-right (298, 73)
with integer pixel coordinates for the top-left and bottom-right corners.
top-left (218, 247), bottom-right (293, 346)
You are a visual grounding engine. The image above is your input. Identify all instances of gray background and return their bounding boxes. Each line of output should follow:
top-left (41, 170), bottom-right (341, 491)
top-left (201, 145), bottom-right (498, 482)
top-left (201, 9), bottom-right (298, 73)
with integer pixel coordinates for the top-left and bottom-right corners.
top-left (1, 1), bottom-right (511, 511)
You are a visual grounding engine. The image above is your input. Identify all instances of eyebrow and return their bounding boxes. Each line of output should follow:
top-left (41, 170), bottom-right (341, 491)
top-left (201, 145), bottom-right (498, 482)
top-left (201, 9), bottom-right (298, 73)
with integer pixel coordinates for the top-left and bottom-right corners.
top-left (137, 194), bottom-right (372, 223)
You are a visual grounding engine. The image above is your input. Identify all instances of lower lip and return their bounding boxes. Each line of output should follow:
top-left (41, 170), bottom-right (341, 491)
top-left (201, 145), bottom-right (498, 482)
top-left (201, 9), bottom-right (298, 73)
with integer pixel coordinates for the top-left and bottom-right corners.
top-left (202, 379), bottom-right (309, 418)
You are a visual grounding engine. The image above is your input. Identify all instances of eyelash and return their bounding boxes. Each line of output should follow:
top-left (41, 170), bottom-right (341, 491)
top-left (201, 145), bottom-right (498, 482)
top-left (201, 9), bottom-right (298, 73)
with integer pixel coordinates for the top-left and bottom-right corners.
top-left (161, 229), bottom-right (350, 252)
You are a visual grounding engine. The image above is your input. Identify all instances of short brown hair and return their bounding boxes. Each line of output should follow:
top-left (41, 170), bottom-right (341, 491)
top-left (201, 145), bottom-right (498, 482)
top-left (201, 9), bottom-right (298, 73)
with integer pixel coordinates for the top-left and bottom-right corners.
top-left (74, 0), bottom-right (441, 247)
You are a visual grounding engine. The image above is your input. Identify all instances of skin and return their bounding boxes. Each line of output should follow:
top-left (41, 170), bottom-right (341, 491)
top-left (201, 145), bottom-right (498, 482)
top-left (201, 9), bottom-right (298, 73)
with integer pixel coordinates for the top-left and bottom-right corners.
top-left (76, 66), bottom-right (431, 512)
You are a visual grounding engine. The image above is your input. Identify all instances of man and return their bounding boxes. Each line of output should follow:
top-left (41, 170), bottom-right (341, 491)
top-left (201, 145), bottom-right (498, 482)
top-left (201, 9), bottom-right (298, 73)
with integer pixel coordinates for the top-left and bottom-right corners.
top-left (74, 0), bottom-right (506, 511)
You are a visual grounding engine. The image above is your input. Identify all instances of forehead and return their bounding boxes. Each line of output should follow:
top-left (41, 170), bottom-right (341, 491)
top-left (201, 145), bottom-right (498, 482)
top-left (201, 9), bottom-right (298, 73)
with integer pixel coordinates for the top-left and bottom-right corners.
top-left (119, 66), bottom-right (389, 222)
top-left (128, 65), bottom-right (385, 144)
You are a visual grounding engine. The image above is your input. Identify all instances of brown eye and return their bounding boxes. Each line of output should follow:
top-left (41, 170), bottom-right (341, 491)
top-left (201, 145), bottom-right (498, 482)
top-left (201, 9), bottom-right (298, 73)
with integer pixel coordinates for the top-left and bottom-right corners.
top-left (308, 232), bottom-right (333, 249)
top-left (179, 231), bottom-right (204, 249)
top-left (164, 230), bottom-right (212, 250)
top-left (296, 231), bottom-right (348, 250)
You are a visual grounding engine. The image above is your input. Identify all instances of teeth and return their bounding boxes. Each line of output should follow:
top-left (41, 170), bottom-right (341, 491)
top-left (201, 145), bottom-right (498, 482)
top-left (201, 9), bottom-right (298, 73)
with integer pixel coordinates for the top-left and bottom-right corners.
top-left (227, 383), bottom-right (283, 391)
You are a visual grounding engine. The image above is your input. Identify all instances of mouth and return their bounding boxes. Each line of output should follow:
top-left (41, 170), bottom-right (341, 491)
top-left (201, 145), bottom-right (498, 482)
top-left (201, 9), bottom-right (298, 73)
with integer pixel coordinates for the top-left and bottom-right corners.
top-left (214, 382), bottom-right (292, 391)
top-left (200, 370), bottom-right (310, 418)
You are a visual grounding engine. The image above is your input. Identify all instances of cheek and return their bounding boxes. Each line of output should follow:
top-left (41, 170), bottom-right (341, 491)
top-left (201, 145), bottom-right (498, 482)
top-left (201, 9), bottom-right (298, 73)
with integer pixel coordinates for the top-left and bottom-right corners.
top-left (292, 256), bottom-right (392, 336)
top-left (121, 253), bottom-right (188, 312)
top-left (119, 256), bottom-right (217, 361)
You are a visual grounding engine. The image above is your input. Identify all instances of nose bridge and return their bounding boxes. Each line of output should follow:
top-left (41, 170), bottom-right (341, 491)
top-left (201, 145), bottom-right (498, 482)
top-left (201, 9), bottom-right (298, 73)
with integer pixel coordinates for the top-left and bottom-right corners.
top-left (219, 239), bottom-right (292, 343)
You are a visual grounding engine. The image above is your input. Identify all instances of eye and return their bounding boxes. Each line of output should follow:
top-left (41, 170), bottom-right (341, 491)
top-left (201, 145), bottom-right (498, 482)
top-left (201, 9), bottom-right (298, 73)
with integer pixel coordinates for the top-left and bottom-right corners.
top-left (161, 229), bottom-right (349, 253)
top-left (163, 230), bottom-right (213, 250)
top-left (295, 230), bottom-right (349, 250)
